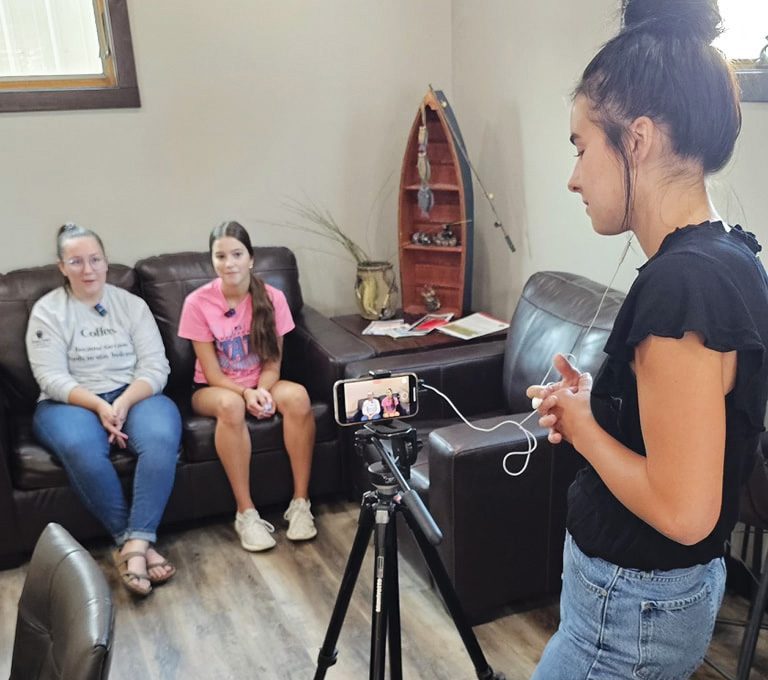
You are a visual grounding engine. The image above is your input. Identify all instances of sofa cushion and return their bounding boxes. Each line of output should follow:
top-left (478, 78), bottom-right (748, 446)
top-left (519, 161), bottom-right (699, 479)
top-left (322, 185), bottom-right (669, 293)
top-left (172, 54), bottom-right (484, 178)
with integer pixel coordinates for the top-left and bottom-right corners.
top-left (13, 401), bottom-right (336, 489)
top-left (12, 419), bottom-right (138, 491)
top-left (181, 401), bottom-right (336, 463)
top-left (502, 271), bottom-right (625, 413)
top-left (0, 265), bottom-right (136, 416)
top-left (135, 248), bottom-right (304, 401)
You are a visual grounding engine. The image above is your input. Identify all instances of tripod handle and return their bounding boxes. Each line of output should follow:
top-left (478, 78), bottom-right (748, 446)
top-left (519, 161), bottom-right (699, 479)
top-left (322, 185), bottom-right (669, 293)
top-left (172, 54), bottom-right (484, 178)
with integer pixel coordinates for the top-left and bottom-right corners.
top-left (400, 489), bottom-right (443, 545)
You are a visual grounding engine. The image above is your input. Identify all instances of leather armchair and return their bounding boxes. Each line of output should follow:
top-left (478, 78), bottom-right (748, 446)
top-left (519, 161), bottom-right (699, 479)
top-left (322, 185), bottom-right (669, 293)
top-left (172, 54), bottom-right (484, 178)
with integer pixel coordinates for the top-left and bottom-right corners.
top-left (10, 522), bottom-right (114, 680)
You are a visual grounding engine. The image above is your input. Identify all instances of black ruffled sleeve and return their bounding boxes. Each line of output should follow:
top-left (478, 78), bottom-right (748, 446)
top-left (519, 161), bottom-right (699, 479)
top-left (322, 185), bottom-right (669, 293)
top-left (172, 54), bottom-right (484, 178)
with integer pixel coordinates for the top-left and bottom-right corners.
top-left (730, 224), bottom-right (762, 255)
top-left (605, 250), bottom-right (767, 433)
top-left (627, 252), bottom-right (763, 352)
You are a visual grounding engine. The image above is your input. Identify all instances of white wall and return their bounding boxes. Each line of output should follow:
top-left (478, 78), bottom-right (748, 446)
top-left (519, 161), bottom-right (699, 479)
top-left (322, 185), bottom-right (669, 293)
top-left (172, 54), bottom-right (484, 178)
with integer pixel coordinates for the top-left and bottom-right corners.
top-left (451, 0), bottom-right (768, 320)
top-left (4, 1), bottom-right (764, 321)
top-left (0, 0), bottom-right (451, 316)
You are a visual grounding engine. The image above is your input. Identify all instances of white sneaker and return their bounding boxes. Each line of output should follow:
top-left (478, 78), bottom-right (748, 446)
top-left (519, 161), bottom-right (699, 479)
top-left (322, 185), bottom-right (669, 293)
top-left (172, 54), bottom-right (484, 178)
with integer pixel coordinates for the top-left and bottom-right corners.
top-left (234, 509), bottom-right (276, 551)
top-left (283, 498), bottom-right (317, 541)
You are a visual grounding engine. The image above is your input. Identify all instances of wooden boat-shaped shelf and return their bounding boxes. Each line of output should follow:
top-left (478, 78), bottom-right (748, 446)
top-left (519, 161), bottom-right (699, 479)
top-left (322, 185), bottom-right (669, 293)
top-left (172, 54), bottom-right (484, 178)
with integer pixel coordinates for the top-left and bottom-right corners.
top-left (398, 88), bottom-right (474, 318)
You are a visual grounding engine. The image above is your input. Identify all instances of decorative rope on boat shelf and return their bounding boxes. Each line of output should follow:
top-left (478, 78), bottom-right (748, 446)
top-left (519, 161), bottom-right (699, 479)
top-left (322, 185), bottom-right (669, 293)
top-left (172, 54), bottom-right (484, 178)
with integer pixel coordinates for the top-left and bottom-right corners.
top-left (416, 102), bottom-right (435, 216)
top-left (429, 84), bottom-right (516, 253)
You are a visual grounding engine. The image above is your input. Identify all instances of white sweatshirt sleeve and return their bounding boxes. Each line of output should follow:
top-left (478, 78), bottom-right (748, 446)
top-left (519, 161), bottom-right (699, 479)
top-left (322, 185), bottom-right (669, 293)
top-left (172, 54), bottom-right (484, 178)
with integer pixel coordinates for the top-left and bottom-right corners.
top-left (25, 292), bottom-right (79, 403)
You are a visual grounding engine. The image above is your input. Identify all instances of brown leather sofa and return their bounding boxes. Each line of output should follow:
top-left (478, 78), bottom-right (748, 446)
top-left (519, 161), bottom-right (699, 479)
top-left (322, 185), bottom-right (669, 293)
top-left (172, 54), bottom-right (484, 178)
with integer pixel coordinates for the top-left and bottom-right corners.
top-left (342, 271), bottom-right (625, 623)
top-left (0, 247), bottom-right (374, 567)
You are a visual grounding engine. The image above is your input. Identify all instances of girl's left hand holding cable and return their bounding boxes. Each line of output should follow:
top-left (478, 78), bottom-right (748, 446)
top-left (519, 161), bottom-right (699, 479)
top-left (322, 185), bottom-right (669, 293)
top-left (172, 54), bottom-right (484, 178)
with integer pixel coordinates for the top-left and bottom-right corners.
top-left (536, 370), bottom-right (596, 445)
top-left (527, 354), bottom-right (593, 444)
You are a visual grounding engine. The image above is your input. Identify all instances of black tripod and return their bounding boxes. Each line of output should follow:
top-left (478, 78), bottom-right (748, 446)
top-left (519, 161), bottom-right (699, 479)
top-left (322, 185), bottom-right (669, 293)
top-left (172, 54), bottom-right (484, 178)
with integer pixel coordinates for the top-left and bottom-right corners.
top-left (314, 420), bottom-right (505, 680)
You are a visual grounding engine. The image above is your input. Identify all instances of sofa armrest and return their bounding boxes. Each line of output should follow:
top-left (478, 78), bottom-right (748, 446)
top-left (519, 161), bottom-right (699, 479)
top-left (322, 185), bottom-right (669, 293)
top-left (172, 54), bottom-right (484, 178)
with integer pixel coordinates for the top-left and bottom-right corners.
top-left (284, 306), bottom-right (375, 401)
top-left (343, 340), bottom-right (508, 421)
top-left (0, 384), bottom-right (23, 566)
top-left (426, 414), bottom-right (582, 621)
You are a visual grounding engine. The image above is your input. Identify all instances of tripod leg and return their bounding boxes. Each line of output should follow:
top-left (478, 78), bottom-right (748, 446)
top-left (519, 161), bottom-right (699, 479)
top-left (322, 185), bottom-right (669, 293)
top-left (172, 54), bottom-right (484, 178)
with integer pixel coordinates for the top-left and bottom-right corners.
top-left (400, 505), bottom-right (506, 680)
top-left (370, 504), bottom-right (391, 680)
top-left (386, 514), bottom-right (403, 680)
top-left (314, 496), bottom-right (377, 680)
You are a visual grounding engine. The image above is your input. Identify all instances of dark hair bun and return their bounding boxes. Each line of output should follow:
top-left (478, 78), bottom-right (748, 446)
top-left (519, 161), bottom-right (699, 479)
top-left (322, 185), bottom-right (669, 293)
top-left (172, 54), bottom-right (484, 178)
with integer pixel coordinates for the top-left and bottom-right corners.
top-left (622, 0), bottom-right (722, 44)
top-left (58, 222), bottom-right (79, 235)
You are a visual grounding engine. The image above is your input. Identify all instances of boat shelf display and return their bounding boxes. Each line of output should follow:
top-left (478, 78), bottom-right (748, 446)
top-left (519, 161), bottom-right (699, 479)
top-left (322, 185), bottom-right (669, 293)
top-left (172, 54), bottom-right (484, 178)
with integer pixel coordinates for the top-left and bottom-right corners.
top-left (397, 88), bottom-right (474, 318)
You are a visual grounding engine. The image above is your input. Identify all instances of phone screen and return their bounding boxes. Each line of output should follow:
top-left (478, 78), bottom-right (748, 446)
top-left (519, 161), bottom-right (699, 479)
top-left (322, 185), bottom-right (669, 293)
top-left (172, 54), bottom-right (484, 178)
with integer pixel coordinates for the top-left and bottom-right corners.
top-left (333, 373), bottom-right (418, 426)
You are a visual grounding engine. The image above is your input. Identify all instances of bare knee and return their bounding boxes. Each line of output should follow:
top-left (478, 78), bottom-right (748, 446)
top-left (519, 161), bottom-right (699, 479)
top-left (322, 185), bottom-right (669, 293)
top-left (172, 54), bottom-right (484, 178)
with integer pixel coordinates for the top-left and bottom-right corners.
top-left (214, 394), bottom-right (247, 425)
top-left (276, 384), bottom-right (312, 418)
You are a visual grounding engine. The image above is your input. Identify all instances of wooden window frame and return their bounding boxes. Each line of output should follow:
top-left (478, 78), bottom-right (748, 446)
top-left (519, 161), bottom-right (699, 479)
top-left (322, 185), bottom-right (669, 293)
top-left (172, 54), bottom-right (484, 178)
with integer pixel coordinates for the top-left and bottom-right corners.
top-left (0, 0), bottom-right (139, 113)
top-left (734, 59), bottom-right (768, 103)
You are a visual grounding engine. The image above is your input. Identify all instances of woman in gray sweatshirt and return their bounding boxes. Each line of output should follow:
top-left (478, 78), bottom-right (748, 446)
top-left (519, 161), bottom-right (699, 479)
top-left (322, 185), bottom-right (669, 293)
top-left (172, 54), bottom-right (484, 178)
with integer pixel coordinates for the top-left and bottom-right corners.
top-left (25, 223), bottom-right (181, 597)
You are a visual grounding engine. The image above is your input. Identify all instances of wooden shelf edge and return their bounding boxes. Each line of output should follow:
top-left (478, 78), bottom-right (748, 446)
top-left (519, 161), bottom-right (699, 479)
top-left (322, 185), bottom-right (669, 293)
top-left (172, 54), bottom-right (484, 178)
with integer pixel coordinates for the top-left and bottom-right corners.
top-left (404, 183), bottom-right (460, 192)
top-left (403, 304), bottom-right (462, 316)
top-left (402, 282), bottom-right (462, 291)
top-left (401, 244), bottom-right (463, 253)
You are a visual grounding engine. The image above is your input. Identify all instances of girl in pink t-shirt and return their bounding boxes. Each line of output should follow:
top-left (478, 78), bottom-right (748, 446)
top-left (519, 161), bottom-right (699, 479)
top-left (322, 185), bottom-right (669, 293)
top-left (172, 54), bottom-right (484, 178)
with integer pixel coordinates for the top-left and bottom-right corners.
top-left (178, 221), bottom-right (316, 550)
top-left (380, 388), bottom-right (399, 418)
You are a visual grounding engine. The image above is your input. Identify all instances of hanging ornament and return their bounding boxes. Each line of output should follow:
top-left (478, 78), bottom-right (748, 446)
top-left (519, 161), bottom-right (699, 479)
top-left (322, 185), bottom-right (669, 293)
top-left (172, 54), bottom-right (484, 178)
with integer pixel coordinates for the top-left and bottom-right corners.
top-left (416, 103), bottom-right (434, 216)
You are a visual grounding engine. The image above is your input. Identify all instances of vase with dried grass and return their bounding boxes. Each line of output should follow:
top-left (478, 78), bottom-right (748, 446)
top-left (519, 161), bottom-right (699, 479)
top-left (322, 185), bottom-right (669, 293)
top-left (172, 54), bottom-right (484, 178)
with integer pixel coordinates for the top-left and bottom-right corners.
top-left (279, 199), bottom-right (398, 320)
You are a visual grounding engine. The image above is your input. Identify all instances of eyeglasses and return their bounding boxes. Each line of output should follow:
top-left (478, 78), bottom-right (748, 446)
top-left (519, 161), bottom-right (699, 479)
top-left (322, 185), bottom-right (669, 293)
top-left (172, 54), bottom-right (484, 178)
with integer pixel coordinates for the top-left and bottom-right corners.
top-left (63, 255), bottom-right (107, 271)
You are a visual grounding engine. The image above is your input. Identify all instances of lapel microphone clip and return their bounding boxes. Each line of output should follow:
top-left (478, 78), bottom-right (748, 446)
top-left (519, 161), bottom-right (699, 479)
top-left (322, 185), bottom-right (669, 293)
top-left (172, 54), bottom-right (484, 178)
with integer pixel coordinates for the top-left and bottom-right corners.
top-left (224, 308), bottom-right (236, 318)
top-left (94, 303), bottom-right (108, 317)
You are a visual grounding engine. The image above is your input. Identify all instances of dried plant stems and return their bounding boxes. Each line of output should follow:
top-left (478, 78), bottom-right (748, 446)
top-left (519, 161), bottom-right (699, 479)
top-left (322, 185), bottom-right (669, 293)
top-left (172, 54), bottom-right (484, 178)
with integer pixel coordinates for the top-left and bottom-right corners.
top-left (281, 198), bottom-right (371, 265)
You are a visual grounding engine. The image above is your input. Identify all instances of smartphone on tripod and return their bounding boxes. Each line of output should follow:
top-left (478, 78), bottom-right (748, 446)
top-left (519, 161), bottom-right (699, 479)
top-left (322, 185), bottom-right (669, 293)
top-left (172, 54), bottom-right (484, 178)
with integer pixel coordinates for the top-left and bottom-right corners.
top-left (333, 372), bottom-right (419, 426)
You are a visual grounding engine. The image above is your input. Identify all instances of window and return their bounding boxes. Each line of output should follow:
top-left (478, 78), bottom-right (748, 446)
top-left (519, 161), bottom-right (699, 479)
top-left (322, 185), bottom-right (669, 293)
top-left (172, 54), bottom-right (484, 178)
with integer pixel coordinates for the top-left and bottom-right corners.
top-left (714, 0), bottom-right (768, 102)
top-left (0, 0), bottom-right (139, 112)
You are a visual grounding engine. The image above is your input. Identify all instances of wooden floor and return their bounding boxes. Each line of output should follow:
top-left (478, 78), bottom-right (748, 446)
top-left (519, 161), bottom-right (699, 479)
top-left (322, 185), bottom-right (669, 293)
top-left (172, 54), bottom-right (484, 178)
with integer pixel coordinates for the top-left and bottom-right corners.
top-left (0, 499), bottom-right (764, 679)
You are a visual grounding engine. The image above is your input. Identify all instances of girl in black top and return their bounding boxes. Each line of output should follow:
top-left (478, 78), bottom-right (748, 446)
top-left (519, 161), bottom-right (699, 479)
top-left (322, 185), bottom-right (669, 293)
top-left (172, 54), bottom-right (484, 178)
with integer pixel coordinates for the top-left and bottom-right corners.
top-left (528, 1), bottom-right (768, 678)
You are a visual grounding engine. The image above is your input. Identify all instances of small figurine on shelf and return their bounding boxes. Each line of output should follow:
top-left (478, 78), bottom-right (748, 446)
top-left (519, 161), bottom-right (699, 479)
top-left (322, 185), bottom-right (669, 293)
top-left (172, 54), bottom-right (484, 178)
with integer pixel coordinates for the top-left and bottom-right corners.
top-left (420, 284), bottom-right (441, 312)
top-left (411, 231), bottom-right (433, 245)
top-left (433, 224), bottom-right (458, 247)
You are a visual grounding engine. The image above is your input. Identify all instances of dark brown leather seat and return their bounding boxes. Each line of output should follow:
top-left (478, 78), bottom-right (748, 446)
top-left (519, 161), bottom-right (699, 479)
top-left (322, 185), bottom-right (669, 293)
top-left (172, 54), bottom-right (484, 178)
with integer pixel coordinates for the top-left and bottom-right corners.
top-left (342, 271), bottom-right (625, 623)
top-left (0, 248), bottom-right (374, 566)
top-left (10, 522), bottom-right (114, 680)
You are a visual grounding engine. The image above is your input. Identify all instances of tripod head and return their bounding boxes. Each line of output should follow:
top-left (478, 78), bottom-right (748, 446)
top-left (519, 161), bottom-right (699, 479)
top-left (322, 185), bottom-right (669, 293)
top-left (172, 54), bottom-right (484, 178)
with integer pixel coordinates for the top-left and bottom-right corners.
top-left (354, 419), bottom-right (442, 546)
top-left (354, 418), bottom-right (420, 480)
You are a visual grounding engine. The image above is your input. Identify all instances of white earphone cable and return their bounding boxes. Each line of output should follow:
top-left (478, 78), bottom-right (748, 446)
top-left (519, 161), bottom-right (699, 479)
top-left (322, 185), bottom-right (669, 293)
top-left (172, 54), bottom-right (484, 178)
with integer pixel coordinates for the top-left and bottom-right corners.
top-left (420, 382), bottom-right (537, 476)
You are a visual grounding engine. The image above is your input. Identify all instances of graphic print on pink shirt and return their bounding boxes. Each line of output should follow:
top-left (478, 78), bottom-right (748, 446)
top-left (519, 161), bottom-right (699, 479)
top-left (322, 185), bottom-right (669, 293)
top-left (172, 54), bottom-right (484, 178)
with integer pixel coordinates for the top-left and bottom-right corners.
top-left (214, 322), bottom-right (260, 372)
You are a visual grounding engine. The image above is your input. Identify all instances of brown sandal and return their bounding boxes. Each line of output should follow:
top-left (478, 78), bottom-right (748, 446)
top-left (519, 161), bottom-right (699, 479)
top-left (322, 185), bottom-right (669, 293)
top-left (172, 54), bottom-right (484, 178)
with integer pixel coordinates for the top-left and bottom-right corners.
top-left (113, 549), bottom-right (152, 597)
top-left (145, 545), bottom-right (176, 585)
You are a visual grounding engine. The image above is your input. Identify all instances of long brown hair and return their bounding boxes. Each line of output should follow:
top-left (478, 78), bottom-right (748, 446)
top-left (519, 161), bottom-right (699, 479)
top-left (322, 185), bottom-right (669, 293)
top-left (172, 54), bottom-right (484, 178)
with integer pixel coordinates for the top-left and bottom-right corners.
top-left (209, 221), bottom-right (280, 363)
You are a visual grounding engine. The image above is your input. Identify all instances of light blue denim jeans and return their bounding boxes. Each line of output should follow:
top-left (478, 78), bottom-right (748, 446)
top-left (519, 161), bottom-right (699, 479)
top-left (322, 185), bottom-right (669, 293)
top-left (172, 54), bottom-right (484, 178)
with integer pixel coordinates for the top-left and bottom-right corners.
top-left (532, 531), bottom-right (726, 680)
top-left (33, 387), bottom-right (181, 546)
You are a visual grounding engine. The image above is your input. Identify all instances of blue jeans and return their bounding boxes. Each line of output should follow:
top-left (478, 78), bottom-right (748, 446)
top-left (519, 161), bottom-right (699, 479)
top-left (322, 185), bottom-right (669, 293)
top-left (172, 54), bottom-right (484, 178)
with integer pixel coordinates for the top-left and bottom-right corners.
top-left (33, 388), bottom-right (181, 546)
top-left (532, 532), bottom-right (726, 680)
